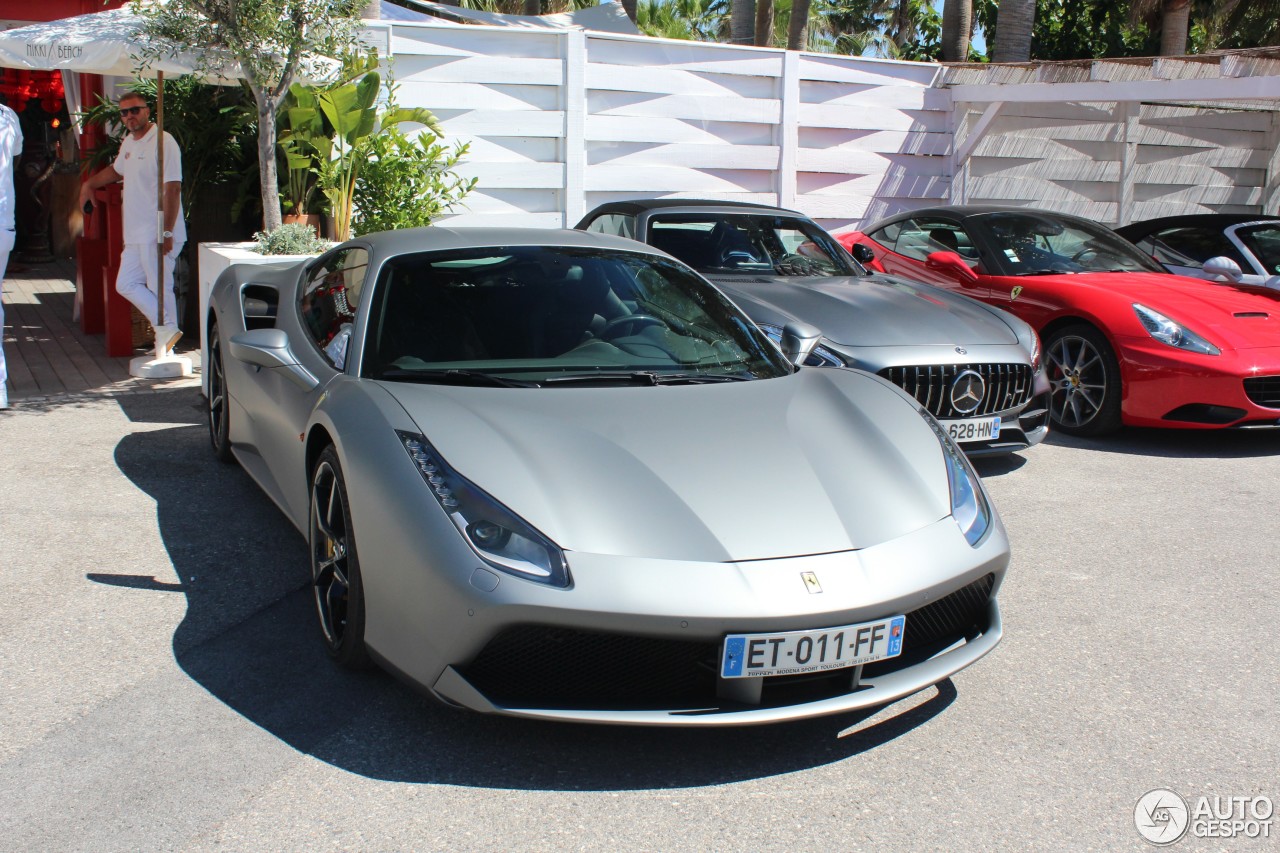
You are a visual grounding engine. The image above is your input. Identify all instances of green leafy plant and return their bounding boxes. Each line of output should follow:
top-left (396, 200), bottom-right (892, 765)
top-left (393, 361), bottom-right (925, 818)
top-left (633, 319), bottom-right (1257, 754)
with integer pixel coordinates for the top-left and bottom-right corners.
top-left (251, 222), bottom-right (332, 255)
top-left (281, 60), bottom-right (445, 241)
top-left (353, 129), bottom-right (477, 236)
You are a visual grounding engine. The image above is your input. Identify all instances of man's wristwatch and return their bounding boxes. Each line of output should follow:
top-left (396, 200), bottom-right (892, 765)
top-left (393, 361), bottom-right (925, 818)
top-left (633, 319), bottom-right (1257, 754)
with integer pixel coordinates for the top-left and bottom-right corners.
top-left (163, 230), bottom-right (173, 238)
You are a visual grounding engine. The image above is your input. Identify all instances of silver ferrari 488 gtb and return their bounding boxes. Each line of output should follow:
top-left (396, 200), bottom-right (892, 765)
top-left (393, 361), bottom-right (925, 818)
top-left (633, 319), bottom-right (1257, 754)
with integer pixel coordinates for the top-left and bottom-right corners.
top-left (205, 227), bottom-right (1008, 726)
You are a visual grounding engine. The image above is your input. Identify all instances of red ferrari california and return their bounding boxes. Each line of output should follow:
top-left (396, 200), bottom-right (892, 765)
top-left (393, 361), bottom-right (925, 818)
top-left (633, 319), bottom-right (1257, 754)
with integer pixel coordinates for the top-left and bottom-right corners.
top-left (839, 206), bottom-right (1280, 435)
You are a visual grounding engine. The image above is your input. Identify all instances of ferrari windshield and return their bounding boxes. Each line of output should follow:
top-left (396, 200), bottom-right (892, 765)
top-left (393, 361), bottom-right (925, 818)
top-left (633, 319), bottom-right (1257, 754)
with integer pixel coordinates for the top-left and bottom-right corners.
top-left (1237, 224), bottom-right (1280, 276)
top-left (363, 245), bottom-right (793, 384)
top-left (976, 212), bottom-right (1165, 276)
top-left (646, 214), bottom-right (862, 277)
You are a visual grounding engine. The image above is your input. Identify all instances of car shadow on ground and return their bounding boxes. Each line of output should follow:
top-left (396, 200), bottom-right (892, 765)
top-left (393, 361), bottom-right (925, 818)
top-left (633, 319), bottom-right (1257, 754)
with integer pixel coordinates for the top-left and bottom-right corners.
top-left (101, 389), bottom-right (958, 790)
top-left (1043, 425), bottom-right (1280, 459)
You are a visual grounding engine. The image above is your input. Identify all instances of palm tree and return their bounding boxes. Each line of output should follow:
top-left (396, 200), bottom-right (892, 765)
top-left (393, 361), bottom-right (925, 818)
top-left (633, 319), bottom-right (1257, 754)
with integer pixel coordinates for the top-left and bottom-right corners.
top-left (787, 0), bottom-right (811, 49)
top-left (755, 0), bottom-right (775, 46)
top-left (1131, 0), bottom-right (1192, 55)
top-left (992, 0), bottom-right (1036, 61)
top-left (941, 0), bottom-right (972, 61)
top-left (732, 0), bottom-right (756, 43)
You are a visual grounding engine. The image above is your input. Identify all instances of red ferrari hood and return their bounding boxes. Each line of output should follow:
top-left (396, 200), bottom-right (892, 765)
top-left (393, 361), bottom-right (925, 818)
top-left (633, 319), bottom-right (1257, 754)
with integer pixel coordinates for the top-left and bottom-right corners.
top-left (1063, 272), bottom-right (1280, 350)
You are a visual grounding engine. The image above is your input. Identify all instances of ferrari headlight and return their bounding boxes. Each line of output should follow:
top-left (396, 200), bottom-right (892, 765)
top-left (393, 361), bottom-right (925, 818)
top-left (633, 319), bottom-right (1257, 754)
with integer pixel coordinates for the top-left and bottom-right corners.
top-left (918, 409), bottom-right (992, 547)
top-left (398, 431), bottom-right (571, 588)
top-left (1133, 304), bottom-right (1219, 355)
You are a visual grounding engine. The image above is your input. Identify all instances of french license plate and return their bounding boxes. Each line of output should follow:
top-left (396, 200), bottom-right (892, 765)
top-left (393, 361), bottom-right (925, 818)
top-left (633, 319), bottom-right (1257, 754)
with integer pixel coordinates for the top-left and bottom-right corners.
top-left (720, 615), bottom-right (906, 679)
top-left (940, 416), bottom-right (1000, 443)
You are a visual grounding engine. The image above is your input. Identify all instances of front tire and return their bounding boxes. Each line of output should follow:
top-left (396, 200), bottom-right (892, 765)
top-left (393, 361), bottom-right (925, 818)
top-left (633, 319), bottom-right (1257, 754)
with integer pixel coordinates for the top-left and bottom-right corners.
top-left (310, 446), bottom-right (371, 668)
top-left (207, 323), bottom-right (233, 463)
top-left (1045, 324), bottom-right (1122, 436)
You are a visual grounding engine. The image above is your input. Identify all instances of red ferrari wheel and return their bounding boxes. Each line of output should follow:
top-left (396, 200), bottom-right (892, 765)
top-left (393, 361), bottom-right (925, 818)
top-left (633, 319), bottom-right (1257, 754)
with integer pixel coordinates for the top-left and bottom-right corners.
top-left (1045, 325), bottom-right (1122, 436)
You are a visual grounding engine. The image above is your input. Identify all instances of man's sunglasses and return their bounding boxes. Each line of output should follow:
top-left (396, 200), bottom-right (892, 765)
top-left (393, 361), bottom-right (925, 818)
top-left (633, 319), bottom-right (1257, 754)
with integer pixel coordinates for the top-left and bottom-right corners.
top-left (119, 106), bottom-right (145, 116)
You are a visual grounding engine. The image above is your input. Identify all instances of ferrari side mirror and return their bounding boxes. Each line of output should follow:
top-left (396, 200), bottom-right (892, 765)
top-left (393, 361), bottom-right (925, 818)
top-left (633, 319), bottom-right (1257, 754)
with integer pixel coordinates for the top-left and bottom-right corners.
top-left (926, 251), bottom-right (980, 286)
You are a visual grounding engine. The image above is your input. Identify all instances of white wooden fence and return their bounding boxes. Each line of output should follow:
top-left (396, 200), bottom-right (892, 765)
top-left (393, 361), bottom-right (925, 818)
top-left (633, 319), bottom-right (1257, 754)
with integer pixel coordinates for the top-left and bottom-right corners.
top-left (383, 20), bottom-right (1279, 231)
top-left (387, 21), bottom-right (949, 233)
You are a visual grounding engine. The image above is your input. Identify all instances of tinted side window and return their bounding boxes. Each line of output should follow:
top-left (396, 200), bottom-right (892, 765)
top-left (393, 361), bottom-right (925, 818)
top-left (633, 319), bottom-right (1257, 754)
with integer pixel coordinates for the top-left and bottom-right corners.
top-left (299, 247), bottom-right (370, 367)
top-left (892, 218), bottom-right (978, 266)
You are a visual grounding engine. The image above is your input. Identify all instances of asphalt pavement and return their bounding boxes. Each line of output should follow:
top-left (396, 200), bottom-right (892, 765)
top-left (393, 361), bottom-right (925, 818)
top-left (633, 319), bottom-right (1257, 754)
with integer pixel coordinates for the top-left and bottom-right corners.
top-left (1, 387), bottom-right (1276, 852)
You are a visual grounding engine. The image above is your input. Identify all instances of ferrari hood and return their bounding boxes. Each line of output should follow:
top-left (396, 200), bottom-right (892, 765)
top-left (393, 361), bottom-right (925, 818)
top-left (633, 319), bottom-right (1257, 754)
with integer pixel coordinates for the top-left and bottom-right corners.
top-left (381, 370), bottom-right (950, 563)
top-left (708, 273), bottom-right (1019, 348)
top-left (1080, 272), bottom-right (1280, 350)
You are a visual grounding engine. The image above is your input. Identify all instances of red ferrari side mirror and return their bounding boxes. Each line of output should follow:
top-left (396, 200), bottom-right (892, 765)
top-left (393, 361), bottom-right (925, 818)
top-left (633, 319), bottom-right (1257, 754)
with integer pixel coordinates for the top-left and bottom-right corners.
top-left (926, 251), bottom-right (980, 286)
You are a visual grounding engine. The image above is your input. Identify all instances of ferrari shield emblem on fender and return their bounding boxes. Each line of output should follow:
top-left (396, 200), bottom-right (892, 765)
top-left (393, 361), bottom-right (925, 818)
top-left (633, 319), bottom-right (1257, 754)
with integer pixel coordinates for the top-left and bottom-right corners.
top-left (801, 572), bottom-right (823, 594)
top-left (1010, 285), bottom-right (1023, 301)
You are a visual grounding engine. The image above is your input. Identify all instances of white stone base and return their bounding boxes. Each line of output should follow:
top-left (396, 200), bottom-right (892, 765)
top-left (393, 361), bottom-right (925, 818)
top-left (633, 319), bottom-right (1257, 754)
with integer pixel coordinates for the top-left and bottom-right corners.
top-left (129, 353), bottom-right (194, 379)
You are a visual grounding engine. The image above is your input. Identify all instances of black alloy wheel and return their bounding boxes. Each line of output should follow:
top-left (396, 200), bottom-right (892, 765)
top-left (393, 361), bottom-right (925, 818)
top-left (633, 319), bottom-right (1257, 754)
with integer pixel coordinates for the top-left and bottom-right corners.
top-left (1045, 324), bottom-right (1122, 436)
top-left (208, 324), bottom-right (233, 463)
top-left (310, 446), bottom-right (371, 668)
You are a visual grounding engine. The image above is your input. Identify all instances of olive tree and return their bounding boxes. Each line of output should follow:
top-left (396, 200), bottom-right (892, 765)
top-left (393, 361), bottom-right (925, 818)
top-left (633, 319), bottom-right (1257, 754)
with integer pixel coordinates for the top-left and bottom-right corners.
top-left (132, 0), bottom-right (367, 231)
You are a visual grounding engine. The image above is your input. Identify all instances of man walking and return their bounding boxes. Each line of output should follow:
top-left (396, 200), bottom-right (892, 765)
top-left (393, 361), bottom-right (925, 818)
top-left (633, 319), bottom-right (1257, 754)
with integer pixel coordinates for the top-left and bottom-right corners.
top-left (0, 100), bottom-right (21, 409)
top-left (79, 90), bottom-right (184, 354)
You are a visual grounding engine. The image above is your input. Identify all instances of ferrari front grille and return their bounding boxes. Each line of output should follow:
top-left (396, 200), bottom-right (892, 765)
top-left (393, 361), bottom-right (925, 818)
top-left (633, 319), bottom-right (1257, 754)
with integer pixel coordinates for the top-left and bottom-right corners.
top-left (460, 574), bottom-right (996, 711)
top-left (879, 363), bottom-right (1034, 419)
top-left (1243, 376), bottom-right (1280, 408)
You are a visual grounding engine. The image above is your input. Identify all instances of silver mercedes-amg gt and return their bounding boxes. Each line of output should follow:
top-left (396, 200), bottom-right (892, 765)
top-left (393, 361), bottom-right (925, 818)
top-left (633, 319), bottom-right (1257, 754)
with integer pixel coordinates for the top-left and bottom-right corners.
top-left (578, 199), bottom-right (1051, 456)
top-left (205, 227), bottom-right (1007, 726)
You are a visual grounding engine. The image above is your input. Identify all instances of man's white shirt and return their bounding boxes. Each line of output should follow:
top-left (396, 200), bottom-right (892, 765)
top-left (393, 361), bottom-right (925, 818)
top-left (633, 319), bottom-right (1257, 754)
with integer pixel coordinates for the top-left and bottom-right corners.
top-left (113, 124), bottom-right (185, 246)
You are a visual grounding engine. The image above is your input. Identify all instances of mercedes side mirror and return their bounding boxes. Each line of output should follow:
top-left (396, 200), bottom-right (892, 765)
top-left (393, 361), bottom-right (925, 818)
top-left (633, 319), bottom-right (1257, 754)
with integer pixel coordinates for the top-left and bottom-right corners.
top-left (1202, 256), bottom-right (1243, 284)
top-left (850, 243), bottom-right (875, 264)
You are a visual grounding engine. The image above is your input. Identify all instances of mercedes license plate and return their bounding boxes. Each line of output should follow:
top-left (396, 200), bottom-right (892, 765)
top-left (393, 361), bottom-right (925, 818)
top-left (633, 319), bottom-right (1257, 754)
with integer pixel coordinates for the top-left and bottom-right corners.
top-left (940, 416), bottom-right (1000, 443)
top-left (720, 615), bottom-right (906, 678)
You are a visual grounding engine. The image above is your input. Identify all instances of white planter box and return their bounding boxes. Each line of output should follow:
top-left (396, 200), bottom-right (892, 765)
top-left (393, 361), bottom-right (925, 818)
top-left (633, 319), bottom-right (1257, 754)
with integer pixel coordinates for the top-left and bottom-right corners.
top-left (197, 242), bottom-right (314, 396)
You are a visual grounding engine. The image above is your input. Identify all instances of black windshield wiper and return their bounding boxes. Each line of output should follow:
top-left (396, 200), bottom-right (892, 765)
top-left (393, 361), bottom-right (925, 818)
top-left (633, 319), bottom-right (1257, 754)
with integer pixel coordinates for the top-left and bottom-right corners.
top-left (380, 369), bottom-right (539, 388)
top-left (544, 371), bottom-right (753, 386)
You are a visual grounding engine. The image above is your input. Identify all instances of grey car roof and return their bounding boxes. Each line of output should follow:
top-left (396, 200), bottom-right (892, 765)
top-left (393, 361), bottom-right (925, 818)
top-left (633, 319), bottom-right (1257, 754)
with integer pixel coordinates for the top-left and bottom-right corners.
top-left (351, 225), bottom-right (665, 258)
top-left (575, 198), bottom-right (802, 221)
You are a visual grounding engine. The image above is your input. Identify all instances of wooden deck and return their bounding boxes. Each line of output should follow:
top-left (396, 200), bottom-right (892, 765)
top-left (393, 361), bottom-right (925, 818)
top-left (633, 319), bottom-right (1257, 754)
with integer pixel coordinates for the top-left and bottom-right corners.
top-left (1, 258), bottom-right (201, 406)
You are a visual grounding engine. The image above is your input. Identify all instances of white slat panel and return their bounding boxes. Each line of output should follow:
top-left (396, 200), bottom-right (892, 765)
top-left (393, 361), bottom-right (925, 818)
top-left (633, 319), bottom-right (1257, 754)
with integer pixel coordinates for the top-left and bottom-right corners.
top-left (589, 141), bottom-right (780, 170)
top-left (1134, 184), bottom-right (1262, 205)
top-left (587, 63), bottom-right (778, 99)
top-left (797, 172), bottom-right (950, 199)
top-left (1132, 163), bottom-right (1265, 187)
top-left (797, 148), bottom-right (949, 176)
top-left (801, 80), bottom-right (930, 111)
top-left (435, 109), bottom-right (565, 138)
top-left (971, 158), bottom-right (1121, 181)
top-left (801, 127), bottom-right (952, 156)
top-left (587, 36), bottom-right (784, 77)
top-left (585, 165), bottom-right (776, 194)
top-left (389, 54), bottom-right (564, 86)
top-left (455, 161), bottom-right (564, 190)
top-left (799, 103), bottom-right (951, 133)
top-left (797, 53), bottom-right (940, 87)
top-left (1136, 145), bottom-right (1272, 169)
top-left (390, 23), bottom-right (564, 58)
top-left (452, 188), bottom-right (564, 214)
top-left (587, 115), bottom-right (775, 145)
top-left (973, 136), bottom-right (1118, 160)
top-left (460, 136), bottom-right (560, 163)
top-left (395, 80), bottom-right (561, 112)
top-left (588, 90), bottom-right (780, 123)
top-left (584, 191), bottom-right (783, 209)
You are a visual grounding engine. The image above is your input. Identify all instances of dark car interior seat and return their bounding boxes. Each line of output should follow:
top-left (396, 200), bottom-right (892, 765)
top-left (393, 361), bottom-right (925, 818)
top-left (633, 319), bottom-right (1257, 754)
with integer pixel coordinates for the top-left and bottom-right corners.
top-left (929, 228), bottom-right (960, 254)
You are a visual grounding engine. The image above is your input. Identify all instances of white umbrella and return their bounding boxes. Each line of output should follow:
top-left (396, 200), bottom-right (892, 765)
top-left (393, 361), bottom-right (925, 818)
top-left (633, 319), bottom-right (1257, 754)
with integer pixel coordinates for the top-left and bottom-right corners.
top-left (0, 7), bottom-right (242, 82)
top-left (0, 7), bottom-right (336, 374)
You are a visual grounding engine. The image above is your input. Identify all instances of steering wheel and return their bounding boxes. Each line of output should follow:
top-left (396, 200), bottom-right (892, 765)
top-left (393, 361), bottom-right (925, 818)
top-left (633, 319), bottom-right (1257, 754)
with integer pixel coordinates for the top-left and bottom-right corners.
top-left (601, 314), bottom-right (665, 338)
top-left (776, 253), bottom-right (817, 275)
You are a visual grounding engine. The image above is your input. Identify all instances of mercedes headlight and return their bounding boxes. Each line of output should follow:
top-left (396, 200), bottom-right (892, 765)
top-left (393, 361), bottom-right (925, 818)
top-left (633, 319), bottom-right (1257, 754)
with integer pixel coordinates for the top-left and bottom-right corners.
top-left (1133, 304), bottom-right (1219, 355)
top-left (398, 431), bottom-right (571, 588)
top-left (918, 409), bottom-right (992, 547)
